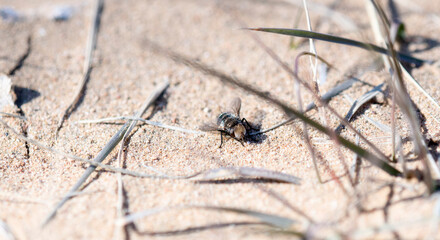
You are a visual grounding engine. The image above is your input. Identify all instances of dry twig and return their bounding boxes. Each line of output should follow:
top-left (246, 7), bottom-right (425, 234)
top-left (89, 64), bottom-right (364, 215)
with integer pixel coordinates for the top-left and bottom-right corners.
top-left (56, 0), bottom-right (104, 133)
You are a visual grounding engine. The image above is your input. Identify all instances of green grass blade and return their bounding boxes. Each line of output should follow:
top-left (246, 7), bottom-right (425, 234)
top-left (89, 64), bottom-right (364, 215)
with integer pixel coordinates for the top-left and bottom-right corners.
top-left (248, 28), bottom-right (427, 66)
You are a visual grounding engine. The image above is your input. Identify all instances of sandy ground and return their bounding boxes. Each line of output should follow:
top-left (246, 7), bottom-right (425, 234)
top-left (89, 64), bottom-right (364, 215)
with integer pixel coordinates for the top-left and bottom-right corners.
top-left (1, 0), bottom-right (440, 239)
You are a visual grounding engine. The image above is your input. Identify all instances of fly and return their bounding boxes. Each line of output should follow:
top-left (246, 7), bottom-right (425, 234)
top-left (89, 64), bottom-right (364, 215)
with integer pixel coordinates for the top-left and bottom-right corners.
top-left (201, 97), bottom-right (254, 148)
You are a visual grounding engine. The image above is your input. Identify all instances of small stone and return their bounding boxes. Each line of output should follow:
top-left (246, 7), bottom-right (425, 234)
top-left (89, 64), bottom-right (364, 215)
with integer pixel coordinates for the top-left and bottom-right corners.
top-left (0, 74), bottom-right (15, 111)
top-left (51, 6), bottom-right (74, 21)
top-left (0, 7), bottom-right (20, 22)
top-left (374, 92), bottom-right (385, 104)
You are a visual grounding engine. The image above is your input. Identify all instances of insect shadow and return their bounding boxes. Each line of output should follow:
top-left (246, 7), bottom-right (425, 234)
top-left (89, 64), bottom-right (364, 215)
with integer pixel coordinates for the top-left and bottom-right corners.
top-left (200, 97), bottom-right (266, 148)
top-left (246, 109), bottom-right (266, 144)
top-left (146, 86), bottom-right (169, 120)
top-left (13, 86), bottom-right (40, 108)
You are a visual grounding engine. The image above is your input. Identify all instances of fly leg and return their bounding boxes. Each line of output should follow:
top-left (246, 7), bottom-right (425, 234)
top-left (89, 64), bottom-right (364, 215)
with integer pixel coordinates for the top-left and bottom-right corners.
top-left (230, 136), bottom-right (245, 147)
top-left (237, 138), bottom-right (245, 146)
top-left (219, 131), bottom-right (223, 148)
top-left (218, 130), bottom-right (229, 148)
top-left (218, 130), bottom-right (241, 148)
top-left (242, 118), bottom-right (257, 131)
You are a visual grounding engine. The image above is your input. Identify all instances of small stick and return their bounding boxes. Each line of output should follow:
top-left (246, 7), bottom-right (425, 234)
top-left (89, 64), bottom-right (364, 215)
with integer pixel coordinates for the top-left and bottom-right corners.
top-left (56, 0), bottom-right (104, 134)
top-left (42, 80), bottom-right (169, 226)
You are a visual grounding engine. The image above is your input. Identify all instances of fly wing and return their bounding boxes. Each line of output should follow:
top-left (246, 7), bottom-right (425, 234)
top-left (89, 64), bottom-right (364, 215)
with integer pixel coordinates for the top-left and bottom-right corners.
top-left (229, 97), bottom-right (241, 117)
top-left (199, 122), bottom-right (220, 132)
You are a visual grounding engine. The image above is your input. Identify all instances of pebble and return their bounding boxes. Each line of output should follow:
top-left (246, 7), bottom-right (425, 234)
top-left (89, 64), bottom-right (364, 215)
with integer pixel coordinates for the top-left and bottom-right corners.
top-left (0, 7), bottom-right (20, 22)
top-left (51, 5), bottom-right (74, 21)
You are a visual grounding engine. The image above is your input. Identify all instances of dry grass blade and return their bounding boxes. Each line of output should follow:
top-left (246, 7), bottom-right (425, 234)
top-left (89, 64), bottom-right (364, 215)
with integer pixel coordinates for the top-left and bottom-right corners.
top-left (366, 0), bottom-right (402, 160)
top-left (42, 80), bottom-right (169, 226)
top-left (302, 0), bottom-right (320, 92)
top-left (249, 28), bottom-right (427, 66)
top-left (238, 167), bottom-right (300, 183)
top-left (56, 0), bottom-right (104, 133)
top-left (296, 51), bottom-right (336, 69)
top-left (115, 144), bottom-right (128, 239)
top-left (143, 39), bottom-right (401, 177)
top-left (76, 116), bottom-right (204, 134)
top-left (115, 130), bottom-right (130, 239)
top-left (335, 83), bottom-right (384, 133)
top-left (7, 35), bottom-right (32, 76)
top-left (299, 0), bottom-right (326, 183)
top-left (366, 0), bottom-right (392, 70)
top-left (190, 167), bottom-right (301, 184)
top-left (119, 205), bottom-right (296, 229)
top-left (114, 174), bottom-right (126, 240)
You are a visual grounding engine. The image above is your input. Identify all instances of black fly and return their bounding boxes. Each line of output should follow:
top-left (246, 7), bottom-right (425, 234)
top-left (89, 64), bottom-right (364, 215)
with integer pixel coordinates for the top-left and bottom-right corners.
top-left (200, 98), bottom-right (254, 148)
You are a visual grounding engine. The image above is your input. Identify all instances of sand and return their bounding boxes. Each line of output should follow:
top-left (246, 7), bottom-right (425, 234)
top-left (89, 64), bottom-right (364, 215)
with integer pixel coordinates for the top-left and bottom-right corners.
top-left (1, 0), bottom-right (440, 239)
